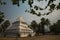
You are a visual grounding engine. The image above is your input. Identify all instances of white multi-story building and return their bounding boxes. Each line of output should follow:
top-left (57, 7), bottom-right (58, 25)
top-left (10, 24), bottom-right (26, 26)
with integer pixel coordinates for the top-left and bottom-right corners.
top-left (4, 16), bottom-right (35, 37)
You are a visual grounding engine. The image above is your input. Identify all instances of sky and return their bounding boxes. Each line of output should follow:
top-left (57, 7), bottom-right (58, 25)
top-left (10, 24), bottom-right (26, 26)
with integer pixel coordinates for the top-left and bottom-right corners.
top-left (0, 0), bottom-right (60, 25)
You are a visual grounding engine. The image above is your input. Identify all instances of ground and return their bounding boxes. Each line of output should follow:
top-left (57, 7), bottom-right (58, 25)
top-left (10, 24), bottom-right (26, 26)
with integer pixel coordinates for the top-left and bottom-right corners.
top-left (0, 35), bottom-right (60, 40)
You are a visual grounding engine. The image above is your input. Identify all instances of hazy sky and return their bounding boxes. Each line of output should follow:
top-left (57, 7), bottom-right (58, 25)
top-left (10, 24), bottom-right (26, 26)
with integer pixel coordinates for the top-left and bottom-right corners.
top-left (0, 0), bottom-right (60, 25)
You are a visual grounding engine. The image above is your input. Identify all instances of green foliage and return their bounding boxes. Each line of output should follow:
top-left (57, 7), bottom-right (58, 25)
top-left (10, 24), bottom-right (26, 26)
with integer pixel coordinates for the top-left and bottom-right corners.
top-left (45, 0), bottom-right (47, 1)
top-left (28, 0), bottom-right (33, 7)
top-left (30, 20), bottom-right (38, 32)
top-left (30, 9), bottom-right (37, 15)
top-left (4, 20), bottom-right (10, 28)
top-left (45, 0), bottom-right (55, 9)
top-left (12, 0), bottom-right (19, 6)
top-left (0, 11), bottom-right (4, 23)
top-left (27, 0), bottom-right (57, 16)
top-left (1, 20), bottom-right (10, 32)
top-left (12, 0), bottom-right (18, 4)
top-left (50, 20), bottom-right (60, 34)
top-left (40, 18), bottom-right (45, 34)
top-left (0, 18), bottom-right (4, 24)
top-left (37, 12), bottom-right (41, 16)
top-left (41, 18), bottom-right (50, 26)
top-left (30, 18), bottom-right (50, 34)
top-left (37, 0), bottom-right (41, 2)
top-left (45, 19), bottom-right (50, 25)
top-left (56, 3), bottom-right (60, 10)
top-left (39, 7), bottom-right (44, 10)
top-left (41, 18), bottom-right (45, 25)
top-left (2, 0), bottom-right (60, 16)
top-left (37, 0), bottom-right (43, 2)
top-left (22, 0), bottom-right (26, 3)
top-left (34, 6), bottom-right (38, 10)
top-left (3, 2), bottom-right (6, 5)
top-left (25, 9), bottom-right (30, 12)
top-left (34, 5), bottom-right (44, 10)
top-left (0, 11), bottom-right (10, 32)
top-left (50, 4), bottom-right (56, 10)
top-left (0, 0), bottom-right (6, 5)
top-left (11, 0), bottom-right (26, 6)
top-left (39, 18), bottom-right (50, 34)
top-left (46, 12), bottom-right (51, 15)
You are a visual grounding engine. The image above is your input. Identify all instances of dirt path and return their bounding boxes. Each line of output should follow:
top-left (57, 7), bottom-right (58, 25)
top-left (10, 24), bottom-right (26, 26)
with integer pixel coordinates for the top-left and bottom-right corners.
top-left (0, 35), bottom-right (60, 40)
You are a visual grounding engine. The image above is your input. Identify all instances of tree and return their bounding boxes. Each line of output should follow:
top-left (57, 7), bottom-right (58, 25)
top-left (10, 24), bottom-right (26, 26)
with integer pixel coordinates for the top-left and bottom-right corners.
top-left (30, 18), bottom-right (50, 35)
top-left (30, 20), bottom-right (38, 33)
top-left (0, 11), bottom-right (4, 24)
top-left (38, 18), bottom-right (50, 34)
top-left (0, 11), bottom-right (10, 33)
top-left (25, 0), bottom-right (59, 16)
top-left (50, 20), bottom-right (60, 35)
top-left (38, 22), bottom-right (41, 35)
top-left (45, 0), bottom-right (56, 9)
top-left (1, 0), bottom-right (60, 16)
top-left (0, 11), bottom-right (4, 32)
top-left (11, 0), bottom-right (19, 6)
top-left (1, 0), bottom-right (60, 35)
top-left (40, 18), bottom-right (46, 34)
top-left (0, 0), bottom-right (6, 5)
top-left (45, 19), bottom-right (50, 31)
top-left (1, 20), bottom-right (10, 32)
top-left (45, 19), bottom-right (50, 26)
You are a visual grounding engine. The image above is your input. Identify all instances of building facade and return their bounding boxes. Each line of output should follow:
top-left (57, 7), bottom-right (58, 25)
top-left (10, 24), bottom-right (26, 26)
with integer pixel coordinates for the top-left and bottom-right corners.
top-left (4, 16), bottom-right (35, 37)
